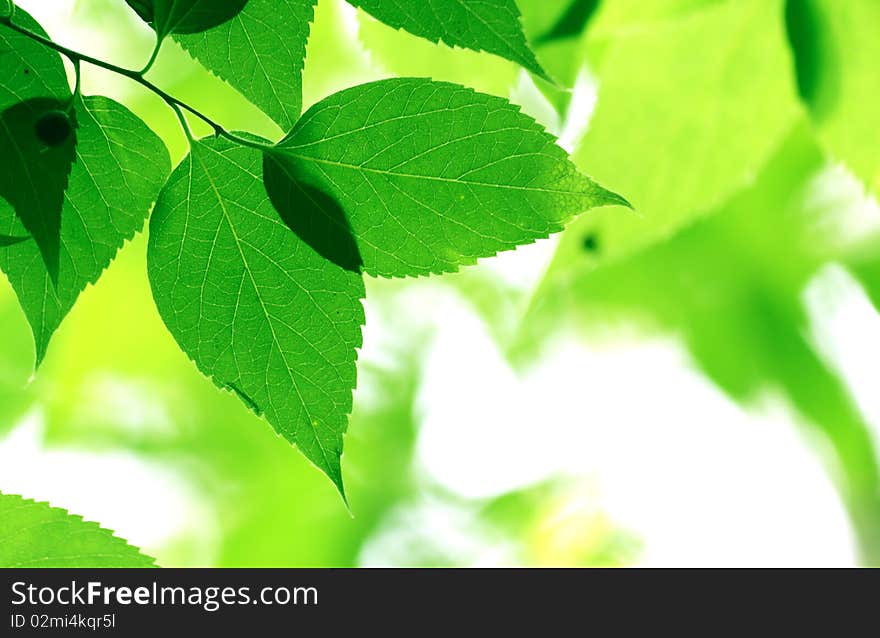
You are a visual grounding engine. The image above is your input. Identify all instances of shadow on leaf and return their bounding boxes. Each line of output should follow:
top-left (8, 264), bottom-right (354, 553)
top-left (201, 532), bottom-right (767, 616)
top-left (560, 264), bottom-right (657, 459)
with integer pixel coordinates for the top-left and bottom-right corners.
top-left (536, 0), bottom-right (601, 45)
top-left (262, 153), bottom-right (363, 274)
top-left (126, 0), bottom-right (249, 37)
top-left (0, 234), bottom-right (29, 247)
top-left (784, 0), bottom-right (840, 120)
top-left (0, 97), bottom-right (77, 283)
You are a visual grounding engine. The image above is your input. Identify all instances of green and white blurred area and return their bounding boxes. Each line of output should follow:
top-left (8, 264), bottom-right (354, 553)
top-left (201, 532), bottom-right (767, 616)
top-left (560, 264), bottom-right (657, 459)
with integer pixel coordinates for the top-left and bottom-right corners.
top-left (2, 0), bottom-right (879, 566)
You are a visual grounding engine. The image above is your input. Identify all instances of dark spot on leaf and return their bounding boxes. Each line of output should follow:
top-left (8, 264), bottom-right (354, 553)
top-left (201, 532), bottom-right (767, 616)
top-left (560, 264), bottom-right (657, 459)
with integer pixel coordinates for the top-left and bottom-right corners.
top-left (582, 232), bottom-right (600, 253)
top-left (784, 0), bottom-right (839, 119)
top-left (35, 109), bottom-right (73, 147)
top-left (23, 68), bottom-right (29, 75)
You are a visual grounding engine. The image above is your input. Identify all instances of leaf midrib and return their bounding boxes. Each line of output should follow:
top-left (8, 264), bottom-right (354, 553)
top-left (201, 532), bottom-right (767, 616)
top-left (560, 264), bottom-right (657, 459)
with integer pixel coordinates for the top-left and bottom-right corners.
top-left (282, 152), bottom-right (591, 196)
top-left (192, 145), bottom-right (337, 472)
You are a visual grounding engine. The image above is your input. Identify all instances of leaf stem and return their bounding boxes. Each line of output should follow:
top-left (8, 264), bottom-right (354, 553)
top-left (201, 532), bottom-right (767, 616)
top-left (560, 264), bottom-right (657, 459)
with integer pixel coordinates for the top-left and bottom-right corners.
top-left (1, 18), bottom-right (270, 152)
top-left (71, 58), bottom-right (81, 98)
top-left (139, 38), bottom-right (162, 76)
top-left (170, 102), bottom-right (195, 143)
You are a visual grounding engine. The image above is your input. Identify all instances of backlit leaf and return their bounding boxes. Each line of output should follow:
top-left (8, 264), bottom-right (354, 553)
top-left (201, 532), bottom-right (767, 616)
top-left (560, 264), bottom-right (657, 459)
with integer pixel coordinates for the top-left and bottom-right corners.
top-left (172, 0), bottom-right (316, 130)
top-left (147, 137), bottom-right (365, 495)
top-left (267, 78), bottom-right (624, 278)
top-left (0, 492), bottom-right (155, 567)
top-left (0, 95), bottom-right (171, 366)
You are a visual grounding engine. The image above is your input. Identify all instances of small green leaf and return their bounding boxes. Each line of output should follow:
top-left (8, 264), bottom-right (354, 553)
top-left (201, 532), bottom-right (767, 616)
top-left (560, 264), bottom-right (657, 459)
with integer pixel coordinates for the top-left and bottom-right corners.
top-left (266, 78), bottom-right (623, 278)
top-left (125, 0), bottom-right (248, 40)
top-left (0, 95), bottom-right (171, 366)
top-left (172, 0), bottom-right (316, 130)
top-left (0, 492), bottom-right (155, 567)
top-left (349, 0), bottom-right (548, 80)
top-left (147, 138), bottom-right (365, 495)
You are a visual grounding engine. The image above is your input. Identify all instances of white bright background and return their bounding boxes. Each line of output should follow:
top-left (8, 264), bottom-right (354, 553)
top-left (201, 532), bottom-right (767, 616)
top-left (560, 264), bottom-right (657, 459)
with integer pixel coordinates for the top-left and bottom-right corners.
top-left (3, 0), bottom-right (880, 567)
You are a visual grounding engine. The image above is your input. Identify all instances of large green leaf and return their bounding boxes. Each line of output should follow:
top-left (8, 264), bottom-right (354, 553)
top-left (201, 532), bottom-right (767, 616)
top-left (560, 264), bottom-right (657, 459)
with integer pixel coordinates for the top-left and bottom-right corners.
top-left (266, 78), bottom-right (624, 278)
top-left (171, 0), bottom-right (316, 130)
top-left (125, 0), bottom-right (248, 40)
top-left (349, 0), bottom-right (548, 80)
top-left (564, 0), bottom-right (800, 267)
top-left (0, 492), bottom-right (155, 567)
top-left (0, 10), bottom-right (75, 284)
top-left (147, 138), bottom-right (365, 495)
top-left (0, 95), bottom-right (171, 366)
top-left (785, 0), bottom-right (880, 195)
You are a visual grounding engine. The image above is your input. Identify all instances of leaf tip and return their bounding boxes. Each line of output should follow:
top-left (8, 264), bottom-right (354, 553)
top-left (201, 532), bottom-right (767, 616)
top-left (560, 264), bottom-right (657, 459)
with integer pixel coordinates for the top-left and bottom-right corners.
top-left (530, 63), bottom-right (557, 86)
top-left (602, 188), bottom-right (633, 211)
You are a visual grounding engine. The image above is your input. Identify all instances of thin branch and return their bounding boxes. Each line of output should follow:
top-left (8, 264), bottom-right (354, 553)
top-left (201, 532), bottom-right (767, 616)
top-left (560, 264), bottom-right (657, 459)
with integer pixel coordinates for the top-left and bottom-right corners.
top-left (0, 17), bottom-right (270, 152)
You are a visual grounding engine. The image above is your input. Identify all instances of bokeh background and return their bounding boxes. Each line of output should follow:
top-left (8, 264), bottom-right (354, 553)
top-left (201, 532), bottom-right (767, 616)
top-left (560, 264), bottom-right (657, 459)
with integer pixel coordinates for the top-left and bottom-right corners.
top-left (2, 0), bottom-right (879, 566)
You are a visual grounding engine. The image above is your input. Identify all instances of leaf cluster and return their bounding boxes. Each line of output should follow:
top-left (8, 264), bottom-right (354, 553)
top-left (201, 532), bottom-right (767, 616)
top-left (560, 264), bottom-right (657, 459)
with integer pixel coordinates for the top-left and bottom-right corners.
top-left (0, 0), bottom-right (619, 495)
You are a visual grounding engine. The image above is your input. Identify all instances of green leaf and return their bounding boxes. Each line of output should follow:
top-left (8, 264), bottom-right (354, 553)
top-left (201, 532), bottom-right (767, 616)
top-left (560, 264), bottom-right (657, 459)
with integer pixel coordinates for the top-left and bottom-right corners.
top-left (0, 492), bottom-right (155, 567)
top-left (0, 95), bottom-right (171, 366)
top-left (172, 0), bottom-right (316, 130)
top-left (564, 0), bottom-right (800, 267)
top-left (349, 0), bottom-right (548, 80)
top-left (147, 137), bottom-right (365, 495)
top-left (0, 10), bottom-right (76, 284)
top-left (125, 0), bottom-right (248, 39)
top-left (266, 78), bottom-right (624, 278)
top-left (785, 0), bottom-right (880, 195)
